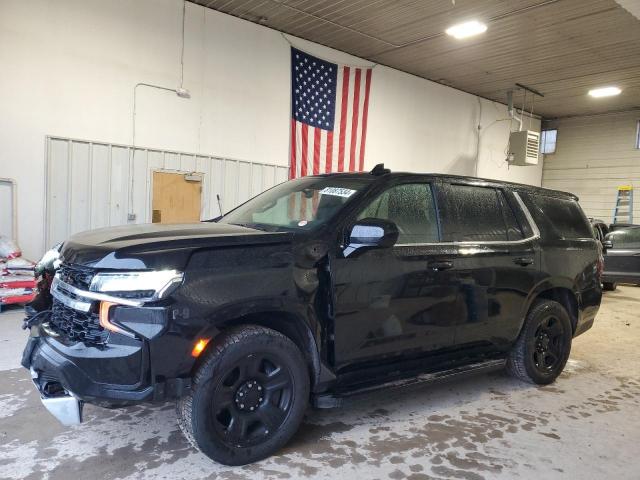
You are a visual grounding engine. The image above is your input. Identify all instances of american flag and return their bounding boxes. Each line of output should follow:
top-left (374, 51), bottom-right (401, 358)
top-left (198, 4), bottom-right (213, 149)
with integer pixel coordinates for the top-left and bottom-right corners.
top-left (289, 47), bottom-right (373, 179)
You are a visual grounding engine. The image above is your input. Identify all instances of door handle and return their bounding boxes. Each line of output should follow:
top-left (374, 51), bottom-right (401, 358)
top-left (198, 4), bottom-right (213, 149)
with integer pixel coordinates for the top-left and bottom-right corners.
top-left (514, 257), bottom-right (534, 266)
top-left (428, 260), bottom-right (453, 271)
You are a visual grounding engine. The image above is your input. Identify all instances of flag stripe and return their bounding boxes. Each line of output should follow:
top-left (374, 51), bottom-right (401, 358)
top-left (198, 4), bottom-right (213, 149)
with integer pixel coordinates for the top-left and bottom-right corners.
top-left (290, 118), bottom-right (297, 179)
top-left (313, 127), bottom-right (321, 175)
top-left (300, 123), bottom-right (308, 177)
top-left (359, 69), bottom-right (372, 172)
top-left (337, 66), bottom-right (350, 172)
top-left (325, 130), bottom-right (334, 173)
top-left (349, 68), bottom-right (362, 172)
top-left (331, 69), bottom-right (344, 173)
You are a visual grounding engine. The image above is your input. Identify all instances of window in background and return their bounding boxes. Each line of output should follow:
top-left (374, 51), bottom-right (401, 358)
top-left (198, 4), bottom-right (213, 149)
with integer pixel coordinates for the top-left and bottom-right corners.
top-left (540, 129), bottom-right (557, 154)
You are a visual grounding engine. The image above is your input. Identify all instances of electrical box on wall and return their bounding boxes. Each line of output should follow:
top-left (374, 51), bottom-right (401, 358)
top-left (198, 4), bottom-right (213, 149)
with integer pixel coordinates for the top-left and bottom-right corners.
top-left (508, 130), bottom-right (540, 166)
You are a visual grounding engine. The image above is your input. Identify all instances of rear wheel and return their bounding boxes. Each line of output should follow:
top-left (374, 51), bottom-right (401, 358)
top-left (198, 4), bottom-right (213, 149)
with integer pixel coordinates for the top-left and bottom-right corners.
top-left (507, 300), bottom-right (572, 385)
top-left (177, 325), bottom-right (310, 465)
top-left (603, 281), bottom-right (617, 291)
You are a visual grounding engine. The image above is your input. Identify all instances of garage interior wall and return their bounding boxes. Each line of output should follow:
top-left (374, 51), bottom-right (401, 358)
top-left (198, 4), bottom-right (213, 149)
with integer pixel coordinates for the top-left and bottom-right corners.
top-left (45, 137), bottom-right (289, 246)
top-left (542, 110), bottom-right (640, 222)
top-left (0, 0), bottom-right (541, 260)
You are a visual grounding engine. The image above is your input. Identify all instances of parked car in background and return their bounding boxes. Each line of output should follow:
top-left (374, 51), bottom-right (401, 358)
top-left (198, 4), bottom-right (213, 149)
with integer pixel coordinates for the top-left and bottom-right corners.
top-left (22, 166), bottom-right (602, 465)
top-left (589, 218), bottom-right (609, 246)
top-left (602, 226), bottom-right (640, 290)
top-left (608, 222), bottom-right (640, 232)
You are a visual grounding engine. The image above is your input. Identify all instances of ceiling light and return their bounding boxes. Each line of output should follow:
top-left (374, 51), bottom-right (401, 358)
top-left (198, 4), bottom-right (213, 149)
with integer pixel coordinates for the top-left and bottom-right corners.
top-left (445, 20), bottom-right (488, 40)
top-left (588, 86), bottom-right (621, 98)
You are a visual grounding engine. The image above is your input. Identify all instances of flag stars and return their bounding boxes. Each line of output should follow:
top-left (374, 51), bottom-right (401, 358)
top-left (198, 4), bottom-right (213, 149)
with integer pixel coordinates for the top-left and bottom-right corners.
top-left (292, 51), bottom-right (339, 131)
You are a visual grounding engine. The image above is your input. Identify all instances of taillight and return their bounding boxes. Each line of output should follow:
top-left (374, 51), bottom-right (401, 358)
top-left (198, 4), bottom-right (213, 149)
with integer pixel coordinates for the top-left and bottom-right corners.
top-left (596, 254), bottom-right (604, 279)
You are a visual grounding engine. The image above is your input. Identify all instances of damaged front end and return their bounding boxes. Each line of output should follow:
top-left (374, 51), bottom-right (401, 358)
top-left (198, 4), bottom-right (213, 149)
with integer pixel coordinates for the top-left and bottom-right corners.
top-left (21, 244), bottom-right (84, 425)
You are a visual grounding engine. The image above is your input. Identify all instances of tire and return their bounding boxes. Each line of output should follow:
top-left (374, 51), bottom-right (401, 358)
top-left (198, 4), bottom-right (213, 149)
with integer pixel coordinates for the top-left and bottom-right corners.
top-left (507, 300), bottom-right (573, 385)
top-left (176, 325), bottom-right (310, 465)
top-left (603, 282), bottom-right (617, 291)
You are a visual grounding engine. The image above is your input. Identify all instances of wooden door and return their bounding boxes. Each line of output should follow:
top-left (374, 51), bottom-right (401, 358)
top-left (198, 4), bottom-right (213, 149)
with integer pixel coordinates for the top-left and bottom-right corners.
top-left (151, 172), bottom-right (202, 223)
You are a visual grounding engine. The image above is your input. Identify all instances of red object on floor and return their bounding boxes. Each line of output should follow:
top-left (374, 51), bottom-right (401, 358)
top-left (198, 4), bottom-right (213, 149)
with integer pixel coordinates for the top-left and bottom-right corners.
top-left (0, 293), bottom-right (35, 305)
top-left (0, 279), bottom-right (37, 289)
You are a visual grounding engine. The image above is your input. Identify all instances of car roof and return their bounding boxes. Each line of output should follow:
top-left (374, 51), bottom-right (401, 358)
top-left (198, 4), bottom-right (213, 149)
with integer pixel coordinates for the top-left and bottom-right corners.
top-left (310, 171), bottom-right (578, 200)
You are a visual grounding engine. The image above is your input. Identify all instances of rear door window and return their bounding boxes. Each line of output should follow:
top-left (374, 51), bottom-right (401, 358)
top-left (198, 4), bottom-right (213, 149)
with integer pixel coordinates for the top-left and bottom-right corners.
top-left (522, 193), bottom-right (593, 239)
top-left (438, 184), bottom-right (522, 242)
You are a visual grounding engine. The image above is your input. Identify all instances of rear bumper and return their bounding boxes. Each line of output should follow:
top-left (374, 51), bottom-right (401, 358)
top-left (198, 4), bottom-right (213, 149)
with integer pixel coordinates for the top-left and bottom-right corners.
top-left (574, 285), bottom-right (601, 337)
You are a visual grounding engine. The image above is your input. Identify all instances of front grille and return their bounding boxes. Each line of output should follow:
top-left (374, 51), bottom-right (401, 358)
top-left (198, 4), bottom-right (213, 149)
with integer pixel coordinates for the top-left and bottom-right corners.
top-left (49, 298), bottom-right (108, 345)
top-left (57, 263), bottom-right (95, 290)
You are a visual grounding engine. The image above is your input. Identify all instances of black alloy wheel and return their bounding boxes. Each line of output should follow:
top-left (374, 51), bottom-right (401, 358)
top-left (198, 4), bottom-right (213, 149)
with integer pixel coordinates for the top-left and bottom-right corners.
top-left (531, 315), bottom-right (566, 374)
top-left (507, 299), bottom-right (573, 385)
top-left (211, 353), bottom-right (294, 447)
top-left (177, 325), bottom-right (310, 465)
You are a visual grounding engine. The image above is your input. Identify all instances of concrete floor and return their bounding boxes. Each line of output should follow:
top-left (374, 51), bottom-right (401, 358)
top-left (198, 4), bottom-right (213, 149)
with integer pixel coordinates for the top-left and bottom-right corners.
top-left (1, 288), bottom-right (639, 480)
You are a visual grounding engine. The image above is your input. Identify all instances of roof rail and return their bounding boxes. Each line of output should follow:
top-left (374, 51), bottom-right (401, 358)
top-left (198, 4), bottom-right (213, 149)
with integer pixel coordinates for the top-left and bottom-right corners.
top-left (370, 163), bottom-right (390, 176)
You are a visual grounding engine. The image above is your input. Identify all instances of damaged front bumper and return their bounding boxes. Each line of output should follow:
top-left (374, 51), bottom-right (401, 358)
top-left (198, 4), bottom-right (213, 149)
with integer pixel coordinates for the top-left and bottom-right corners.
top-left (21, 313), bottom-right (191, 427)
top-left (30, 366), bottom-right (83, 426)
top-left (23, 329), bottom-right (84, 426)
top-left (21, 323), bottom-right (153, 428)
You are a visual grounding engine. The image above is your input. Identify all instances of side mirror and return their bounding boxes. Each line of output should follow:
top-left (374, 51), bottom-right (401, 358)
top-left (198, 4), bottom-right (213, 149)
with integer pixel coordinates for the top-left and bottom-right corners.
top-left (603, 240), bottom-right (613, 250)
top-left (344, 218), bottom-right (399, 257)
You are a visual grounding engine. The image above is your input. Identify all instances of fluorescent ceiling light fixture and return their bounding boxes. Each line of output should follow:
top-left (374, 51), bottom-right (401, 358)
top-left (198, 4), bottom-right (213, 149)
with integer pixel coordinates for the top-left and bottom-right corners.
top-left (445, 20), bottom-right (488, 39)
top-left (588, 86), bottom-right (621, 98)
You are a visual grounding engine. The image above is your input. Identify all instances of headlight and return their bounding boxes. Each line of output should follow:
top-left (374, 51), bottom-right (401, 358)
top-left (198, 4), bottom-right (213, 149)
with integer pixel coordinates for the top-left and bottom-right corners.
top-left (35, 243), bottom-right (62, 275)
top-left (90, 270), bottom-right (184, 300)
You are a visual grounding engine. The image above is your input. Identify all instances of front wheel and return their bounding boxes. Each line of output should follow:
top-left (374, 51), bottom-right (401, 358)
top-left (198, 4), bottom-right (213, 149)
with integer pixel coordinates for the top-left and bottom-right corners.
top-left (177, 325), bottom-right (310, 465)
top-left (507, 300), bottom-right (573, 385)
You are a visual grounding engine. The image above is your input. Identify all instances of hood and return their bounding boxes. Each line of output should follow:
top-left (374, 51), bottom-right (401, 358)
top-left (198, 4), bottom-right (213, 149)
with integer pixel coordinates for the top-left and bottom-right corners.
top-left (60, 222), bottom-right (292, 270)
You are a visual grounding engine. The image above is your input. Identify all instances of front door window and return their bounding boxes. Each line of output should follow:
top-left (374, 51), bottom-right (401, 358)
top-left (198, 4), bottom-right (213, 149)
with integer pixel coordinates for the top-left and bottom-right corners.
top-left (357, 183), bottom-right (439, 244)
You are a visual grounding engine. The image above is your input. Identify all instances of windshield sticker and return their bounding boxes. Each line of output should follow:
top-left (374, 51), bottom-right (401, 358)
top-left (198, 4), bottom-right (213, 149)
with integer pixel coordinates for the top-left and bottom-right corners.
top-left (320, 187), bottom-right (356, 198)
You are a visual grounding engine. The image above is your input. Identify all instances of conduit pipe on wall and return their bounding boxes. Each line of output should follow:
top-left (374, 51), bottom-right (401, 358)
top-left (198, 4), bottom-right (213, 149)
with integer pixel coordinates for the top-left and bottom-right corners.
top-left (126, 1), bottom-right (191, 220)
top-left (128, 83), bottom-right (191, 220)
top-left (0, 178), bottom-right (18, 242)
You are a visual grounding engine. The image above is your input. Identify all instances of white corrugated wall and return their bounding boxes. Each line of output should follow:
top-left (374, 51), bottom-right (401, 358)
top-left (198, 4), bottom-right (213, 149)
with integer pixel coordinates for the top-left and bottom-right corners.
top-left (541, 110), bottom-right (640, 222)
top-left (45, 137), bottom-right (289, 247)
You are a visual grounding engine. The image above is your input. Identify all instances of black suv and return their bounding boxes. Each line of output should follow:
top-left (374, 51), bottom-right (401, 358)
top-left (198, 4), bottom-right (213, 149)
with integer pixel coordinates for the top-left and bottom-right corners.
top-left (23, 166), bottom-right (602, 465)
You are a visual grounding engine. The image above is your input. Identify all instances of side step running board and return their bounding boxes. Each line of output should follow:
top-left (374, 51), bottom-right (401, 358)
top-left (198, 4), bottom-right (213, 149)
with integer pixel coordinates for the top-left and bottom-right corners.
top-left (312, 359), bottom-right (506, 409)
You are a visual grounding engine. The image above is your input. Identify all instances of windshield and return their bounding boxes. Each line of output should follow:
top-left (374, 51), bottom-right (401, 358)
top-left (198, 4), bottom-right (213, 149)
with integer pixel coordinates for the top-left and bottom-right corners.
top-left (220, 176), bottom-right (372, 231)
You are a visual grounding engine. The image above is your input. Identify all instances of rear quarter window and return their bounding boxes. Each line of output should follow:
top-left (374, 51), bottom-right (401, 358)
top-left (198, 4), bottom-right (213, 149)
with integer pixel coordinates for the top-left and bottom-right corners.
top-left (522, 193), bottom-right (593, 240)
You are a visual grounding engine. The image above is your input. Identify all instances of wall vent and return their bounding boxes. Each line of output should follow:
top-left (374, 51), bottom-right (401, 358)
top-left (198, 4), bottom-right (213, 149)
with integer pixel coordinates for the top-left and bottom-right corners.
top-left (508, 130), bottom-right (540, 166)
